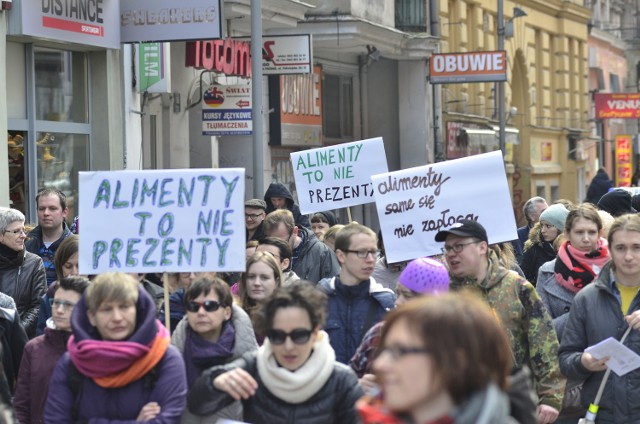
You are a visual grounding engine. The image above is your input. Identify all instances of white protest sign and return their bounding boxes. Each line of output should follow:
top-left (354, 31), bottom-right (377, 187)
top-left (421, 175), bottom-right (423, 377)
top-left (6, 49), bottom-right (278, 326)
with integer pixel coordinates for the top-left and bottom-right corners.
top-left (78, 168), bottom-right (245, 274)
top-left (372, 151), bottom-right (517, 263)
top-left (291, 137), bottom-right (388, 214)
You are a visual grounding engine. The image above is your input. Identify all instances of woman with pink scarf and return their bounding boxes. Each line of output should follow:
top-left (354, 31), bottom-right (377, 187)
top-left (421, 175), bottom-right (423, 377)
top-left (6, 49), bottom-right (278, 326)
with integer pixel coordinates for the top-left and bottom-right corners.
top-left (44, 272), bottom-right (187, 423)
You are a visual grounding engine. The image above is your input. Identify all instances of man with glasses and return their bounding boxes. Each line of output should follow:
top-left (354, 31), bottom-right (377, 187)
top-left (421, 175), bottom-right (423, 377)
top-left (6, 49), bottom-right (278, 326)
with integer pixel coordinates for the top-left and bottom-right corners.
top-left (256, 237), bottom-right (300, 286)
top-left (25, 188), bottom-right (72, 287)
top-left (244, 199), bottom-right (267, 242)
top-left (435, 219), bottom-right (564, 424)
top-left (318, 223), bottom-right (395, 364)
top-left (263, 209), bottom-right (339, 284)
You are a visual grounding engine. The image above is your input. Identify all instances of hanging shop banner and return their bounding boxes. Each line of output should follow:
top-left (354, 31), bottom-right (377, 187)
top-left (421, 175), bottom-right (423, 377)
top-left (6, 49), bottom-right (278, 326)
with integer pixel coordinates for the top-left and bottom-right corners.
top-left (372, 151), bottom-right (517, 264)
top-left (290, 137), bottom-right (389, 214)
top-left (78, 168), bottom-right (246, 274)
top-left (7, 0), bottom-right (120, 48)
top-left (137, 43), bottom-right (171, 93)
top-left (279, 65), bottom-right (323, 146)
top-left (429, 51), bottom-right (507, 84)
top-left (202, 84), bottom-right (252, 136)
top-left (615, 135), bottom-right (633, 187)
top-left (595, 93), bottom-right (640, 119)
top-left (121, 0), bottom-right (222, 43)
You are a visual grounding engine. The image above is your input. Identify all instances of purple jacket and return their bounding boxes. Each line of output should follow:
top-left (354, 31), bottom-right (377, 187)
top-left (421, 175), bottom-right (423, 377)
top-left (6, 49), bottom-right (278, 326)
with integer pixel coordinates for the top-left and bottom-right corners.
top-left (14, 323), bottom-right (70, 424)
top-left (44, 288), bottom-right (187, 423)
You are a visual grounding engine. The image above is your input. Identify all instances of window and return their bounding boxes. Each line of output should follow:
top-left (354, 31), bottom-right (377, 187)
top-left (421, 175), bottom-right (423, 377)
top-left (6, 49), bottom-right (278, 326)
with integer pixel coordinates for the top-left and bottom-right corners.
top-left (396, 0), bottom-right (427, 32)
top-left (610, 73), bottom-right (620, 92)
top-left (322, 74), bottom-right (353, 140)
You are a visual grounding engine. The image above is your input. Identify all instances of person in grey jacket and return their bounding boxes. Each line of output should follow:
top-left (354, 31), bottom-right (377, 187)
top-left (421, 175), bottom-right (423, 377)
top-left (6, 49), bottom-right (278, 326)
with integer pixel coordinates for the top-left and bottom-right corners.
top-left (537, 204), bottom-right (609, 341)
top-left (188, 283), bottom-right (363, 423)
top-left (171, 276), bottom-right (258, 424)
top-left (559, 214), bottom-right (640, 424)
top-left (0, 207), bottom-right (47, 338)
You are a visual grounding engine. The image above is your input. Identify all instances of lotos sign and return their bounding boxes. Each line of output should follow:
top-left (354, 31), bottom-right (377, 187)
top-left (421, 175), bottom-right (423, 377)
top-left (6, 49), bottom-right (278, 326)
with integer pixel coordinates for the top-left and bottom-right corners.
top-left (595, 93), bottom-right (640, 119)
top-left (429, 51), bottom-right (507, 84)
top-left (185, 39), bottom-right (252, 78)
top-left (372, 151), bottom-right (517, 263)
top-left (78, 169), bottom-right (246, 274)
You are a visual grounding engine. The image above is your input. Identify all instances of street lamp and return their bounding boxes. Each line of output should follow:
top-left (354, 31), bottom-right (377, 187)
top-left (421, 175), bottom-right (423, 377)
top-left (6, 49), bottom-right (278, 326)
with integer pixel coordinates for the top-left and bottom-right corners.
top-left (497, 5), bottom-right (527, 157)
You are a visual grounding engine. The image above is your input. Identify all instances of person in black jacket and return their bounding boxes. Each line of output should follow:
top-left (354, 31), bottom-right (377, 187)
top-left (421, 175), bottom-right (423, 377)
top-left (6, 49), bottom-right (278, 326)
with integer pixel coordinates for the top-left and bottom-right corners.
top-left (264, 182), bottom-right (310, 229)
top-left (585, 168), bottom-right (614, 205)
top-left (0, 207), bottom-right (47, 338)
top-left (188, 283), bottom-right (363, 423)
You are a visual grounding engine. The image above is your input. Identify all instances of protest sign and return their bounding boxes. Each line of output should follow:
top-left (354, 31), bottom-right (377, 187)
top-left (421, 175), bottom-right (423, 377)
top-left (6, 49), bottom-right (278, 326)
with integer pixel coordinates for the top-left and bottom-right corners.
top-left (78, 168), bottom-right (245, 274)
top-left (372, 151), bottom-right (517, 263)
top-left (291, 137), bottom-right (388, 214)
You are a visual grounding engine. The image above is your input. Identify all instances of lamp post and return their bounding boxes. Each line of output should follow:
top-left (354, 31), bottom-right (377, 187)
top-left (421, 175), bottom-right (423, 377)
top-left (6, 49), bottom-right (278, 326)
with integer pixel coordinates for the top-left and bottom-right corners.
top-left (251, 0), bottom-right (264, 197)
top-left (497, 0), bottom-right (506, 157)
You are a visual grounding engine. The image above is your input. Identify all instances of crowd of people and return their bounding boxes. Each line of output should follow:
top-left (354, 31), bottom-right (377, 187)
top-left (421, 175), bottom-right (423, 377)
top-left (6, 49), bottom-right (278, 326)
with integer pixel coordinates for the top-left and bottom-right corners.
top-left (0, 183), bottom-right (638, 423)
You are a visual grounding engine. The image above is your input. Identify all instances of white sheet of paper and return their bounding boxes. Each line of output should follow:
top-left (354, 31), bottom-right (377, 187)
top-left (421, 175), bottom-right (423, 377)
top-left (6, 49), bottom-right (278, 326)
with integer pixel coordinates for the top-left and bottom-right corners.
top-left (585, 337), bottom-right (640, 376)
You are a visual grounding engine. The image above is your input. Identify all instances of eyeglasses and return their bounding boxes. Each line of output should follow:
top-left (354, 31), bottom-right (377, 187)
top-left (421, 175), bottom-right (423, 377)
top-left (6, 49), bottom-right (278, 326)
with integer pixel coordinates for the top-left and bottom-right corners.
top-left (186, 300), bottom-right (225, 313)
top-left (441, 241), bottom-right (480, 254)
top-left (267, 328), bottom-right (313, 345)
top-left (377, 345), bottom-right (428, 360)
top-left (245, 213), bottom-right (264, 221)
top-left (49, 299), bottom-right (76, 311)
top-left (3, 228), bottom-right (26, 236)
top-left (263, 251), bottom-right (281, 260)
top-left (342, 249), bottom-right (378, 259)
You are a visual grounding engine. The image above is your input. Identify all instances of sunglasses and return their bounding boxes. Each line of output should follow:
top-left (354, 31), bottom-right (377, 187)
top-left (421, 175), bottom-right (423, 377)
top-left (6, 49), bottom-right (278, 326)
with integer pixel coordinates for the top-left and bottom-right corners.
top-left (267, 328), bottom-right (313, 345)
top-left (186, 300), bottom-right (225, 313)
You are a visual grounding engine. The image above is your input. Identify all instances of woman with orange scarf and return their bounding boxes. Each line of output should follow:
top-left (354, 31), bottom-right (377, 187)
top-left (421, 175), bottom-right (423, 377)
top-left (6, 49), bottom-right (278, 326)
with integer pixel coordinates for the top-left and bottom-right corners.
top-left (44, 272), bottom-right (187, 423)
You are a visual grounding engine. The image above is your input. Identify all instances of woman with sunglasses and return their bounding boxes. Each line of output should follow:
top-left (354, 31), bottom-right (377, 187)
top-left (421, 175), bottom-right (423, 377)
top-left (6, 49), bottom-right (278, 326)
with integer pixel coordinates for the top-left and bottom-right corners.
top-left (358, 292), bottom-right (512, 424)
top-left (188, 283), bottom-right (363, 423)
top-left (44, 272), bottom-right (187, 423)
top-left (171, 276), bottom-right (258, 423)
top-left (14, 276), bottom-right (89, 424)
top-left (0, 207), bottom-right (46, 337)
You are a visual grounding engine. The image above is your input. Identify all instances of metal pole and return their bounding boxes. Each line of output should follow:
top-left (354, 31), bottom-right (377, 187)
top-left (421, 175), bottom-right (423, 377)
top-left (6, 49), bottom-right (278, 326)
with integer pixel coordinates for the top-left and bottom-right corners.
top-left (251, 0), bottom-right (264, 197)
top-left (430, 0), bottom-right (444, 162)
top-left (498, 0), bottom-right (506, 157)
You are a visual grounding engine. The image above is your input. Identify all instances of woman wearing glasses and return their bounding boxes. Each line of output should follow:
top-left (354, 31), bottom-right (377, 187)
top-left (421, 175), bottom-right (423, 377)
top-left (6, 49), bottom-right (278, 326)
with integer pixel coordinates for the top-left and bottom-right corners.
top-left (14, 276), bottom-right (89, 424)
top-left (44, 272), bottom-right (187, 423)
top-left (171, 276), bottom-right (258, 423)
top-left (358, 292), bottom-right (512, 424)
top-left (188, 283), bottom-right (363, 423)
top-left (0, 207), bottom-right (46, 337)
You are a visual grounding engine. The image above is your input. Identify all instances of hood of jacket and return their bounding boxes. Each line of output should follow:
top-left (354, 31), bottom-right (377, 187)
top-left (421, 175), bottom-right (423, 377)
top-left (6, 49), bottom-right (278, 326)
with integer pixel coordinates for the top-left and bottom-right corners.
top-left (71, 286), bottom-right (158, 344)
top-left (450, 250), bottom-right (509, 291)
top-left (172, 304), bottom-right (258, 357)
top-left (523, 222), bottom-right (544, 251)
top-left (264, 183), bottom-right (294, 209)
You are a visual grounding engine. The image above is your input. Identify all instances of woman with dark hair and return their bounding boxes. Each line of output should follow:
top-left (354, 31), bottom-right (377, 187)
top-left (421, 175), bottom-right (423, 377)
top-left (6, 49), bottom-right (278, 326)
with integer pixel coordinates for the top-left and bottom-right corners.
top-left (310, 211), bottom-right (337, 241)
top-left (36, 234), bottom-right (79, 336)
top-left (44, 272), bottom-right (187, 423)
top-left (171, 276), bottom-right (257, 423)
top-left (14, 276), bottom-right (89, 424)
top-left (358, 292), bottom-right (513, 424)
top-left (0, 207), bottom-right (46, 337)
top-left (188, 283), bottom-right (363, 423)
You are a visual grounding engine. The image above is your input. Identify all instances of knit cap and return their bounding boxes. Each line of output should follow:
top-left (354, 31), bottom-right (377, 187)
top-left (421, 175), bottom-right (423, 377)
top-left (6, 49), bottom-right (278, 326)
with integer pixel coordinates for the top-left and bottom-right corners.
top-left (597, 189), bottom-right (637, 217)
top-left (539, 204), bottom-right (569, 231)
top-left (398, 257), bottom-right (449, 294)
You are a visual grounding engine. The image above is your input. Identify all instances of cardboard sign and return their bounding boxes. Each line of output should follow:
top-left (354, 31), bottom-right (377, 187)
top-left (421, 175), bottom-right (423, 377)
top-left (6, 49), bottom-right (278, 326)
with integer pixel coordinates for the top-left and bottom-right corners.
top-left (291, 138), bottom-right (388, 214)
top-left (372, 151), bottom-right (517, 263)
top-left (78, 169), bottom-right (246, 274)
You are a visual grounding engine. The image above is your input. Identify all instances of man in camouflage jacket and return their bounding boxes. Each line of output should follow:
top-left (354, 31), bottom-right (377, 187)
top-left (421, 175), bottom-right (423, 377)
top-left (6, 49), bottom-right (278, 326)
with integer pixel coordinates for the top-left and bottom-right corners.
top-left (435, 220), bottom-right (564, 424)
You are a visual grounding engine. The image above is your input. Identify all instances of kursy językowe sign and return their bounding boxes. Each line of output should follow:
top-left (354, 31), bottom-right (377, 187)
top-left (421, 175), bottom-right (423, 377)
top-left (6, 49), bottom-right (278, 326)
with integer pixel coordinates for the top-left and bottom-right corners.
top-left (120, 0), bottom-right (222, 43)
top-left (372, 151), bottom-right (517, 264)
top-left (7, 0), bottom-right (120, 48)
top-left (78, 169), bottom-right (246, 274)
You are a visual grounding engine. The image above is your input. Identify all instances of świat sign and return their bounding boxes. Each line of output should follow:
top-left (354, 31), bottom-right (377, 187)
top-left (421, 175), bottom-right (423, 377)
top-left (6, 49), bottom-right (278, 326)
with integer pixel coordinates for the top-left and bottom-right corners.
top-left (429, 51), bottom-right (507, 84)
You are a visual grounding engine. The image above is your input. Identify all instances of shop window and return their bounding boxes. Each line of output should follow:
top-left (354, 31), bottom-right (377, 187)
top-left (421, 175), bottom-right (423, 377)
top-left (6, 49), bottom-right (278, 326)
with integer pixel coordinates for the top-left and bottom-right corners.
top-left (323, 74), bottom-right (353, 140)
top-left (34, 47), bottom-right (88, 123)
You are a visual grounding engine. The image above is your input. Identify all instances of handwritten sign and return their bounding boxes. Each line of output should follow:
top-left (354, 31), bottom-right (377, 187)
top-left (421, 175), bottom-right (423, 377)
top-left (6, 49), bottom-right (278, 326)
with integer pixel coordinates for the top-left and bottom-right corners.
top-left (78, 168), bottom-right (245, 274)
top-left (372, 151), bottom-right (517, 263)
top-left (290, 138), bottom-right (388, 214)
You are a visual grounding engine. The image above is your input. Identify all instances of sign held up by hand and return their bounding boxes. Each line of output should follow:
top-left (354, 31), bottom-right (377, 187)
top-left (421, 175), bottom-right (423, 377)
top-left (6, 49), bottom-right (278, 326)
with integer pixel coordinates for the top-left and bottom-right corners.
top-left (372, 151), bottom-right (517, 263)
top-left (78, 168), bottom-right (246, 274)
top-left (290, 137), bottom-right (388, 214)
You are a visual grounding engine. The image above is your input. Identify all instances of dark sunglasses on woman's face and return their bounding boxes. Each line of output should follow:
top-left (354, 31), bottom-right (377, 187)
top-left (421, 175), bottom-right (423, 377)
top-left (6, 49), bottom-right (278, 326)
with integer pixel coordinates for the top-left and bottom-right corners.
top-left (267, 328), bottom-right (313, 345)
top-left (186, 300), bottom-right (224, 313)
